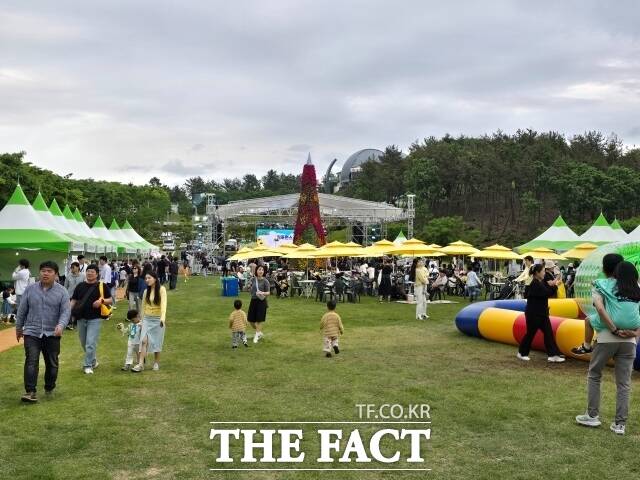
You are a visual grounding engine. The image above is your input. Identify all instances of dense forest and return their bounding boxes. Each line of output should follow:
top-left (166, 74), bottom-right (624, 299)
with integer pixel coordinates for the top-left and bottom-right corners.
top-left (2, 129), bottom-right (640, 247)
top-left (341, 130), bottom-right (640, 246)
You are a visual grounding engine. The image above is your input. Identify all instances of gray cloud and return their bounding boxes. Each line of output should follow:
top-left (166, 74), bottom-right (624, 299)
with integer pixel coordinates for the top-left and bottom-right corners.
top-left (0, 0), bottom-right (639, 187)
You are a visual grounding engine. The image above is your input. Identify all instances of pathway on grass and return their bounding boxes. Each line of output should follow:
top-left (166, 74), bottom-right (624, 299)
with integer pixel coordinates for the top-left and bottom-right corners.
top-left (0, 327), bottom-right (19, 353)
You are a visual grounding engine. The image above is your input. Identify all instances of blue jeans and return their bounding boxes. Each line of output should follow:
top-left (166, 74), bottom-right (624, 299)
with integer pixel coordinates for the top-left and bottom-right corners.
top-left (77, 318), bottom-right (102, 367)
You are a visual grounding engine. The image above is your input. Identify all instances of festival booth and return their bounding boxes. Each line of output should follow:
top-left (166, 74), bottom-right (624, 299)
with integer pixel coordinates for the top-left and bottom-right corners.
top-left (516, 215), bottom-right (581, 252)
top-left (108, 219), bottom-right (139, 257)
top-left (0, 186), bottom-right (72, 280)
top-left (578, 213), bottom-right (617, 245)
top-left (610, 219), bottom-right (629, 242)
top-left (120, 220), bottom-right (158, 255)
top-left (91, 216), bottom-right (124, 256)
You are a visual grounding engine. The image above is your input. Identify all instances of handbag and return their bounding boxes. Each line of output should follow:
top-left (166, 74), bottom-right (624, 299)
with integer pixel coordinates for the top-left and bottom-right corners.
top-left (71, 283), bottom-right (98, 318)
top-left (98, 282), bottom-right (113, 319)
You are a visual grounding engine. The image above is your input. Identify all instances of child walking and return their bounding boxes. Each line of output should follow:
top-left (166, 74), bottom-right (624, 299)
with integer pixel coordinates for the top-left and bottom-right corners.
top-left (320, 300), bottom-right (344, 358)
top-left (122, 310), bottom-right (142, 370)
top-left (229, 299), bottom-right (248, 348)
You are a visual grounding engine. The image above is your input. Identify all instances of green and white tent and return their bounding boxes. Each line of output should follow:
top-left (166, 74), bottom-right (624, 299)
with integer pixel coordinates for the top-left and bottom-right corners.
top-left (610, 219), bottom-right (629, 242)
top-left (92, 216), bottom-right (125, 254)
top-left (0, 185), bottom-right (71, 276)
top-left (62, 204), bottom-right (102, 253)
top-left (108, 219), bottom-right (138, 254)
top-left (48, 198), bottom-right (89, 253)
top-left (628, 223), bottom-right (640, 242)
top-left (393, 230), bottom-right (407, 245)
top-left (517, 215), bottom-right (581, 252)
top-left (121, 220), bottom-right (157, 253)
top-left (579, 213), bottom-right (617, 244)
top-left (72, 208), bottom-right (112, 254)
top-left (31, 193), bottom-right (81, 251)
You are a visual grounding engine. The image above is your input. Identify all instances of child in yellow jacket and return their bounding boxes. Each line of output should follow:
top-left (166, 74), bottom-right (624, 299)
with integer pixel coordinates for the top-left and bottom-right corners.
top-left (229, 299), bottom-right (248, 348)
top-left (320, 300), bottom-right (344, 358)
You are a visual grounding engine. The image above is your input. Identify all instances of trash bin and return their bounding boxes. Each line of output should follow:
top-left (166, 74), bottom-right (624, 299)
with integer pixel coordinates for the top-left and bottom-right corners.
top-left (221, 276), bottom-right (239, 296)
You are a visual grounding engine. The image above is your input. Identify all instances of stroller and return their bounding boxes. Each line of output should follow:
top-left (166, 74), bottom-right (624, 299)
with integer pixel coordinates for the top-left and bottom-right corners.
top-left (491, 276), bottom-right (517, 300)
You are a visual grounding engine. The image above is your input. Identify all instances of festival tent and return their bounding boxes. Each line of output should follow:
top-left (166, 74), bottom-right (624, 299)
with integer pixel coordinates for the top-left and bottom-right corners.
top-left (62, 204), bottom-right (103, 253)
top-left (610, 219), bottom-right (629, 242)
top-left (31, 193), bottom-right (82, 252)
top-left (108, 219), bottom-right (139, 254)
top-left (0, 185), bottom-right (72, 277)
top-left (393, 230), bottom-right (407, 245)
top-left (526, 247), bottom-right (567, 261)
top-left (48, 199), bottom-right (92, 253)
top-left (562, 243), bottom-right (598, 260)
top-left (628, 223), bottom-right (640, 242)
top-left (91, 216), bottom-right (124, 254)
top-left (439, 240), bottom-right (480, 256)
top-left (120, 220), bottom-right (157, 253)
top-left (579, 213), bottom-right (617, 245)
top-left (516, 215), bottom-right (581, 252)
top-left (72, 208), bottom-right (113, 254)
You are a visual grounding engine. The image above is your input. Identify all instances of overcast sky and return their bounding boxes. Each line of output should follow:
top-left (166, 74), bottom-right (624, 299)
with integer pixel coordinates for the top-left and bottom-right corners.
top-left (1, 0), bottom-right (639, 186)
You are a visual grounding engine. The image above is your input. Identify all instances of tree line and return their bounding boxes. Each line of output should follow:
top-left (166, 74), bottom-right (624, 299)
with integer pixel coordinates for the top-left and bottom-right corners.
top-left (340, 130), bottom-right (640, 246)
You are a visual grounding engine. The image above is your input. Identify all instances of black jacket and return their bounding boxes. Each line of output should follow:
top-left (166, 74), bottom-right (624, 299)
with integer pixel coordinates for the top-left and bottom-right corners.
top-left (525, 278), bottom-right (554, 319)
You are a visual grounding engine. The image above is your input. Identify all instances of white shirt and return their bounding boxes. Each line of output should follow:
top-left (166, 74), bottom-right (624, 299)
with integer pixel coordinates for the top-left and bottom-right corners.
top-left (100, 264), bottom-right (112, 284)
top-left (12, 268), bottom-right (30, 295)
top-left (367, 266), bottom-right (375, 280)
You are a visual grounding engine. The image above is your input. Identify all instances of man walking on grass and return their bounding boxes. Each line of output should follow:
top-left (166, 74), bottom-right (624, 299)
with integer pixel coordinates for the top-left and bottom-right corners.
top-left (16, 261), bottom-right (70, 403)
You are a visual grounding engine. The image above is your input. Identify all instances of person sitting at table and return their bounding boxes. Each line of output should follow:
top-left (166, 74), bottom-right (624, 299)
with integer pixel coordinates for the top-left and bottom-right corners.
top-left (275, 270), bottom-right (289, 298)
top-left (430, 269), bottom-right (448, 301)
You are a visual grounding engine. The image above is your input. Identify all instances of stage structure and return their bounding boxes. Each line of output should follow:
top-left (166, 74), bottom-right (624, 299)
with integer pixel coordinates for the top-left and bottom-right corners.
top-left (205, 156), bottom-right (414, 251)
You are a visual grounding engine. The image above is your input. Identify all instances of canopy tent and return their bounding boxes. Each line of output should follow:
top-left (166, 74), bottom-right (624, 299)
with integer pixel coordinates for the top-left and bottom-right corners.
top-left (61, 204), bottom-right (103, 253)
top-left (72, 208), bottom-right (113, 254)
top-left (360, 239), bottom-right (396, 257)
top-left (579, 213), bottom-right (617, 245)
top-left (30, 193), bottom-right (81, 251)
top-left (108, 219), bottom-right (139, 254)
top-left (0, 185), bottom-right (71, 277)
top-left (46, 198), bottom-right (88, 252)
top-left (281, 243), bottom-right (319, 259)
top-left (562, 243), bottom-right (598, 260)
top-left (628, 223), bottom-right (640, 242)
top-left (517, 215), bottom-right (581, 252)
top-left (387, 238), bottom-right (439, 257)
top-left (120, 220), bottom-right (157, 253)
top-left (393, 230), bottom-right (407, 245)
top-left (91, 216), bottom-right (123, 253)
top-left (610, 219), bottom-right (629, 242)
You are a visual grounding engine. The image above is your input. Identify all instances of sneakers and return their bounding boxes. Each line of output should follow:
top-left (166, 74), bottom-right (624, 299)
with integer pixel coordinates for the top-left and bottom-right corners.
top-left (571, 344), bottom-right (593, 355)
top-left (333, 345), bottom-right (340, 354)
top-left (243, 341), bottom-right (248, 347)
top-left (21, 391), bottom-right (37, 403)
top-left (610, 423), bottom-right (625, 435)
top-left (152, 363), bottom-right (159, 371)
top-left (548, 356), bottom-right (566, 363)
top-left (516, 353), bottom-right (530, 361)
top-left (325, 352), bottom-right (332, 358)
top-left (232, 345), bottom-right (238, 349)
top-left (92, 360), bottom-right (99, 370)
top-left (131, 364), bottom-right (144, 372)
top-left (576, 413), bottom-right (601, 427)
top-left (253, 332), bottom-right (263, 344)
top-left (83, 367), bottom-right (94, 374)
top-left (121, 364), bottom-right (131, 371)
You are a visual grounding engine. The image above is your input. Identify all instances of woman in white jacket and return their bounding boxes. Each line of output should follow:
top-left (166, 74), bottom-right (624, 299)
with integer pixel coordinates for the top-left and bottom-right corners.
top-left (414, 260), bottom-right (429, 320)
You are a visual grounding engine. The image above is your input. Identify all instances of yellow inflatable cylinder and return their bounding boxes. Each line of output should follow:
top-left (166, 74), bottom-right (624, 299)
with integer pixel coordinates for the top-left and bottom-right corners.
top-left (548, 299), bottom-right (580, 319)
top-left (478, 308), bottom-right (519, 346)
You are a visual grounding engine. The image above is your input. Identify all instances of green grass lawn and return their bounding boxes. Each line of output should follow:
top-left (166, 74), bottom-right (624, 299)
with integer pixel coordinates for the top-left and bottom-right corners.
top-left (1, 276), bottom-right (639, 479)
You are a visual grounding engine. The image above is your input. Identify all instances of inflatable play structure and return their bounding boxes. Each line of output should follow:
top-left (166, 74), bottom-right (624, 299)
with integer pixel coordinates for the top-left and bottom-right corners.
top-left (455, 240), bottom-right (640, 370)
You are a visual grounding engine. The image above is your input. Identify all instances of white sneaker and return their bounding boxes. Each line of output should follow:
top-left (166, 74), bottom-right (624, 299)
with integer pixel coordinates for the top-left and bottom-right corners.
top-left (253, 332), bottom-right (261, 343)
top-left (517, 353), bottom-right (530, 361)
top-left (610, 422), bottom-right (625, 435)
top-left (153, 363), bottom-right (159, 371)
top-left (576, 413), bottom-right (601, 427)
top-left (548, 356), bottom-right (566, 363)
top-left (131, 364), bottom-right (144, 372)
top-left (83, 367), bottom-right (94, 374)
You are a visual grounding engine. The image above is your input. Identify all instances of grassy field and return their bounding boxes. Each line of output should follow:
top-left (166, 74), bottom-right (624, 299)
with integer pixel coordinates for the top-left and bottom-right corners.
top-left (1, 276), bottom-right (639, 479)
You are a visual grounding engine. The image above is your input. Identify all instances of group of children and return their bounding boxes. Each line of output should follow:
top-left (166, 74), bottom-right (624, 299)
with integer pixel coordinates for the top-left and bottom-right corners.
top-left (226, 298), bottom-right (344, 357)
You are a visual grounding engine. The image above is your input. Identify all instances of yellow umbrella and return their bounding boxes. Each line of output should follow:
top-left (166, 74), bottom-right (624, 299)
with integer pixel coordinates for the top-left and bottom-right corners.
top-left (234, 245), bottom-right (283, 260)
top-left (526, 247), bottom-right (567, 261)
top-left (312, 241), bottom-right (363, 258)
top-left (360, 239), bottom-right (396, 256)
top-left (427, 243), bottom-right (442, 249)
top-left (562, 243), bottom-right (598, 260)
top-left (439, 240), bottom-right (479, 256)
top-left (227, 246), bottom-right (252, 261)
top-left (387, 239), bottom-right (438, 257)
top-left (282, 243), bottom-right (318, 259)
top-left (473, 244), bottom-right (522, 260)
top-left (274, 243), bottom-right (299, 254)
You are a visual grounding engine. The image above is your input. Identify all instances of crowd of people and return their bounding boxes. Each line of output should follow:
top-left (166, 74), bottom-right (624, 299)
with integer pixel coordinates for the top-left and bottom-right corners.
top-left (9, 253), bottom-right (176, 403)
